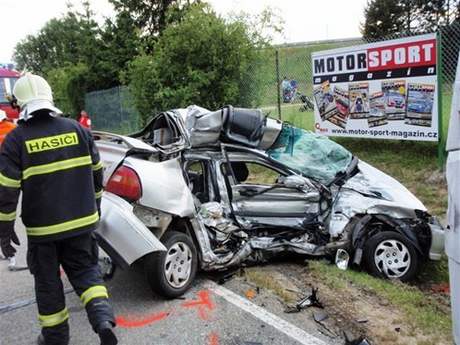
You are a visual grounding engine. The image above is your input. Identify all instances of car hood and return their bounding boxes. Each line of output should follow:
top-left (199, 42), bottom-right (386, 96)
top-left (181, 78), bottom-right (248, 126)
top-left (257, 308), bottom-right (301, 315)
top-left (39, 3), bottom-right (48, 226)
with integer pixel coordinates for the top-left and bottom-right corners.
top-left (341, 160), bottom-right (426, 213)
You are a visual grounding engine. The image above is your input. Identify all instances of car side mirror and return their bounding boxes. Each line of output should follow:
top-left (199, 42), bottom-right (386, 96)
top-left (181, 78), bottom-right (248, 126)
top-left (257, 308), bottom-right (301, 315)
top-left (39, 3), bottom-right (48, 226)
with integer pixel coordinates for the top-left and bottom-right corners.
top-left (280, 175), bottom-right (309, 189)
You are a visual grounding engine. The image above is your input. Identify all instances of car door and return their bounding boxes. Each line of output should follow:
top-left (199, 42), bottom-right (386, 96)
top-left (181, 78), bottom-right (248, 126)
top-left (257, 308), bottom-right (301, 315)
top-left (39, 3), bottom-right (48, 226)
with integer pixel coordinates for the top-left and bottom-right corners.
top-left (220, 156), bottom-right (321, 230)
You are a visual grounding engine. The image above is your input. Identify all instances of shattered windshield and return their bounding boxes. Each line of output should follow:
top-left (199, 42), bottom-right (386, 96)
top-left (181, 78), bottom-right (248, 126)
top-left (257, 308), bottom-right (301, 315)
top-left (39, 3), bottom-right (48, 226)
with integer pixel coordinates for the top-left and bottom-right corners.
top-left (267, 124), bottom-right (352, 185)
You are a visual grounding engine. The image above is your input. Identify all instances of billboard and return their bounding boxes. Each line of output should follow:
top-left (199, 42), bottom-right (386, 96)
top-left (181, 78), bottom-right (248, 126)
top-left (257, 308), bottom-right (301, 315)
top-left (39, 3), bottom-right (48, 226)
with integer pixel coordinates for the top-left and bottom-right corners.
top-left (312, 33), bottom-right (438, 141)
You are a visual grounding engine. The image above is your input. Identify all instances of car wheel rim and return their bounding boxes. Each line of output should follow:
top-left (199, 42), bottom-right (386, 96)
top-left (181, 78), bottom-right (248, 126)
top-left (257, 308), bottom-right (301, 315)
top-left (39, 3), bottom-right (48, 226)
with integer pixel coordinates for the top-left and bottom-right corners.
top-left (374, 239), bottom-right (411, 279)
top-left (164, 242), bottom-right (193, 289)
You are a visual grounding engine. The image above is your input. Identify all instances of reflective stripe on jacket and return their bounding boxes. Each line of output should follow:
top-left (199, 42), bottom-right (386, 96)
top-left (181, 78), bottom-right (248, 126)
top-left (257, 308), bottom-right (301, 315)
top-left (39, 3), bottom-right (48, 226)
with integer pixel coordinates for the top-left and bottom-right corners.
top-left (0, 113), bottom-right (103, 242)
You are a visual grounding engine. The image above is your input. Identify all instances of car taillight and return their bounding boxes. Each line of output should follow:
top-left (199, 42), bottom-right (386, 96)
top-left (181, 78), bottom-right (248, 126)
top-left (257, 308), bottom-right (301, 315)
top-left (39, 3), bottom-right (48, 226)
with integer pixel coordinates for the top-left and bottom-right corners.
top-left (106, 166), bottom-right (142, 202)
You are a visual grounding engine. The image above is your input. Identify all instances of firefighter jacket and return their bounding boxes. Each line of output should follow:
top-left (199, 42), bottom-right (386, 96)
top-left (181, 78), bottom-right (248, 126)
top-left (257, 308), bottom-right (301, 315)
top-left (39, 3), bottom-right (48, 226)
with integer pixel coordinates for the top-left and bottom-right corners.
top-left (0, 113), bottom-right (103, 243)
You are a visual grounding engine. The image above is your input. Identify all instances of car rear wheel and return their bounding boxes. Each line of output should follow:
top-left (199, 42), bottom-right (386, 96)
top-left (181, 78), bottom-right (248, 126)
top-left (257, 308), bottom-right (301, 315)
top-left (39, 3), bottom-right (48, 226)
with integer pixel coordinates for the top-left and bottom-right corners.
top-left (144, 231), bottom-right (197, 298)
top-left (363, 231), bottom-right (419, 282)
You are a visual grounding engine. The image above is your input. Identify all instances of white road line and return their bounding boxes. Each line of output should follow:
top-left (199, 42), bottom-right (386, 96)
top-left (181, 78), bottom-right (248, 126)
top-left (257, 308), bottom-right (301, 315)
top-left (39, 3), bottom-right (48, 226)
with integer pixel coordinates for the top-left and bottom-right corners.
top-left (206, 281), bottom-right (328, 345)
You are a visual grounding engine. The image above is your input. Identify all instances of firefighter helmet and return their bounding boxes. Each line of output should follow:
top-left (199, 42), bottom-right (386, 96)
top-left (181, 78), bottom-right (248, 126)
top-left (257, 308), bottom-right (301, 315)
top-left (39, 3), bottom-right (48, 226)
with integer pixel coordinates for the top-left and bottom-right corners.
top-left (12, 73), bottom-right (61, 121)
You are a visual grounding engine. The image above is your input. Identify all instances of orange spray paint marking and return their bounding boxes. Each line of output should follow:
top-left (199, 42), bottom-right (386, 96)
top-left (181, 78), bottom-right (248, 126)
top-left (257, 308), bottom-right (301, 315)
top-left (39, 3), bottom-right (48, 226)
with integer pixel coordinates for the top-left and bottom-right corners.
top-left (207, 332), bottom-right (219, 345)
top-left (245, 289), bottom-right (256, 300)
top-left (181, 290), bottom-right (215, 320)
top-left (115, 311), bottom-right (169, 328)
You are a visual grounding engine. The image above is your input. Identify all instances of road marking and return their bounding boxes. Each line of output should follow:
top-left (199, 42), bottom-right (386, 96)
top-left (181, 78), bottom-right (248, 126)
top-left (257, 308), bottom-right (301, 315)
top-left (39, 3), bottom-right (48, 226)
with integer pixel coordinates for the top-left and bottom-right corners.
top-left (206, 281), bottom-right (328, 345)
top-left (181, 290), bottom-right (215, 320)
top-left (116, 311), bottom-right (169, 328)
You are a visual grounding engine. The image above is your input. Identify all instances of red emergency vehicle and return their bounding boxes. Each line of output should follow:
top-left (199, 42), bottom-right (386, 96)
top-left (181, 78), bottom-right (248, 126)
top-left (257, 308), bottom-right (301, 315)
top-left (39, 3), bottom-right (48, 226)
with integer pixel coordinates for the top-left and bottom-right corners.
top-left (0, 68), bottom-right (20, 119)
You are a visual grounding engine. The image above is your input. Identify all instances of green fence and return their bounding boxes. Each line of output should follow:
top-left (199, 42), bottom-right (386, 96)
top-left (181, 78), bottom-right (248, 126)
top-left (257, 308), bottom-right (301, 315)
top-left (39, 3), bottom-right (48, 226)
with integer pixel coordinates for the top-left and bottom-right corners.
top-left (84, 86), bottom-right (142, 133)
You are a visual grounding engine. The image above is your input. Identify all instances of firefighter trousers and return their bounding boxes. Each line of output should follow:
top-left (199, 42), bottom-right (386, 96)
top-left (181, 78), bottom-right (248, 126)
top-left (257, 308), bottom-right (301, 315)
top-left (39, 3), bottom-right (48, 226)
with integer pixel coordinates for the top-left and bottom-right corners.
top-left (27, 232), bottom-right (115, 345)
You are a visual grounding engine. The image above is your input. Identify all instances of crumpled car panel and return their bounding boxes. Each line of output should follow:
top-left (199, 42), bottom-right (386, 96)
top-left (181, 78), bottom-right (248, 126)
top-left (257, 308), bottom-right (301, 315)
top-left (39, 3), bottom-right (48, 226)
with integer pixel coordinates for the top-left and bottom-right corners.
top-left (124, 157), bottom-right (195, 218)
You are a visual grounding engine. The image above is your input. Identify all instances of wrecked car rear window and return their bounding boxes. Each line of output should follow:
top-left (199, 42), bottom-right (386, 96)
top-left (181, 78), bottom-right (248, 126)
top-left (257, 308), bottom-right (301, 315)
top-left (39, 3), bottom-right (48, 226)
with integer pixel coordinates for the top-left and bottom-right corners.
top-left (267, 124), bottom-right (352, 185)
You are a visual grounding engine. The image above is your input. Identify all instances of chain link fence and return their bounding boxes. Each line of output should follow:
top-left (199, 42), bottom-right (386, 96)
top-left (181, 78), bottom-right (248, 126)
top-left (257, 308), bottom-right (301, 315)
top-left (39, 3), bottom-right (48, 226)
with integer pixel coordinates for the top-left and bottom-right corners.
top-left (85, 22), bottom-right (460, 137)
top-left (84, 86), bottom-right (142, 133)
top-left (241, 38), bottom-right (365, 127)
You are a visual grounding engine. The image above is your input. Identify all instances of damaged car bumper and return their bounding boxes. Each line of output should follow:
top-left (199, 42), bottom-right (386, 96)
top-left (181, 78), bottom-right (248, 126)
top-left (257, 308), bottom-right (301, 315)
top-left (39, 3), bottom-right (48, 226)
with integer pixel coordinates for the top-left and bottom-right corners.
top-left (96, 192), bottom-right (166, 268)
top-left (428, 217), bottom-right (445, 260)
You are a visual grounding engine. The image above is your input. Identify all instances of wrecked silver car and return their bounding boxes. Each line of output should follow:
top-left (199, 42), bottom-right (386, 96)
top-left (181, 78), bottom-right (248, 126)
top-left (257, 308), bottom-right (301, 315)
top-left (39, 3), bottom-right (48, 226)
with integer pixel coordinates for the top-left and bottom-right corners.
top-left (94, 105), bottom-right (444, 298)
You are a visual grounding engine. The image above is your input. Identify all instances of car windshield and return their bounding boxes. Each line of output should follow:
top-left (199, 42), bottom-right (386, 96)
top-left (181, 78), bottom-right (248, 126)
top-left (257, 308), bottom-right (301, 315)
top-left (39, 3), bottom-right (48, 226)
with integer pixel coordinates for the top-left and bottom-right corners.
top-left (267, 124), bottom-right (353, 185)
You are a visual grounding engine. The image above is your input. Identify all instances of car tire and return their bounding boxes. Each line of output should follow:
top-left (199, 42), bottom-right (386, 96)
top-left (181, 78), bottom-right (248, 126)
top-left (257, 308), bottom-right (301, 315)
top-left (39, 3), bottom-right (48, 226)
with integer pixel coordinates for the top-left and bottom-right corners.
top-left (144, 231), bottom-right (198, 299)
top-left (363, 231), bottom-right (419, 282)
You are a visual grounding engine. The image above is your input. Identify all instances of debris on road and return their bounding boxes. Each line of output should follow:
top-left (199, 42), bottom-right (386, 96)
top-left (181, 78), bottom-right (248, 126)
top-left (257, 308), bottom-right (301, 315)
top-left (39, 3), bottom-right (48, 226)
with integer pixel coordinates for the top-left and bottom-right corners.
top-left (430, 283), bottom-right (450, 295)
top-left (284, 287), bottom-right (324, 313)
top-left (0, 288), bottom-right (74, 314)
top-left (344, 331), bottom-right (372, 345)
top-left (313, 310), bottom-right (329, 323)
top-left (335, 249), bottom-right (350, 270)
top-left (245, 289), bottom-right (257, 299)
top-left (7, 256), bottom-right (28, 271)
top-left (99, 256), bottom-right (116, 280)
top-left (313, 310), bottom-right (337, 338)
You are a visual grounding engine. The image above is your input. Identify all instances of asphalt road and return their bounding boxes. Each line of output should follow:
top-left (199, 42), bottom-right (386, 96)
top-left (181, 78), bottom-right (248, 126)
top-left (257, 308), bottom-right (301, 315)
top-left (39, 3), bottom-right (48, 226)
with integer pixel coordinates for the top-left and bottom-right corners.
top-left (0, 219), bottom-right (336, 345)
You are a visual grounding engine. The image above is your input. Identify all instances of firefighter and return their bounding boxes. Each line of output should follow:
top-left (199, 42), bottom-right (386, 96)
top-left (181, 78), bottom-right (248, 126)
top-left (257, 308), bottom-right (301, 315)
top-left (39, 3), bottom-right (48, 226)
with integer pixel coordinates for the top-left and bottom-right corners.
top-left (0, 109), bottom-right (20, 269)
top-left (0, 109), bottom-right (16, 145)
top-left (78, 110), bottom-right (92, 129)
top-left (0, 73), bottom-right (117, 345)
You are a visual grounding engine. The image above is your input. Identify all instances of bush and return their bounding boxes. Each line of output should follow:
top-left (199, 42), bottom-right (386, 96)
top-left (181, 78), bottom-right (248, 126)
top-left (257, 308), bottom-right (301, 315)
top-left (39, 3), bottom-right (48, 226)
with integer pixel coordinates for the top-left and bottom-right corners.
top-left (126, 4), bottom-right (263, 122)
top-left (47, 63), bottom-right (90, 117)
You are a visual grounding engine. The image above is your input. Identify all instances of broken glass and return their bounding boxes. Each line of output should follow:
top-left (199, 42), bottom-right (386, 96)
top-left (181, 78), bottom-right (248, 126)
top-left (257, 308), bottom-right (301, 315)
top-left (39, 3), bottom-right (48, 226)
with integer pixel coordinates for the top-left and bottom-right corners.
top-left (267, 124), bottom-right (352, 185)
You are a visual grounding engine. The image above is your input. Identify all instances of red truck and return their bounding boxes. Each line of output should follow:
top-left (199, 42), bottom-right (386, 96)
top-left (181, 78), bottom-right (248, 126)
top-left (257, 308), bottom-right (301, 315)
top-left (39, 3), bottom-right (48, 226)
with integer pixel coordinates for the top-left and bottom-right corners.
top-left (0, 68), bottom-right (20, 119)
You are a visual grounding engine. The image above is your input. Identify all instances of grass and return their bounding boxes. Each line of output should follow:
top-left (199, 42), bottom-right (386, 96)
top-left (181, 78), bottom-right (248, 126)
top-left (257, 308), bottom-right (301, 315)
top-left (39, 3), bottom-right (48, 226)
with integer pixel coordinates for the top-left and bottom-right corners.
top-left (244, 268), bottom-right (297, 303)
top-left (309, 260), bottom-right (452, 338)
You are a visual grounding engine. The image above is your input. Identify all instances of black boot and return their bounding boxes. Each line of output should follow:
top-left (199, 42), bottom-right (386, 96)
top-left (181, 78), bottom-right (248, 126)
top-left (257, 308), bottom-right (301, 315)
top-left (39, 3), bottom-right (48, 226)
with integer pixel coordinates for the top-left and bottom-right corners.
top-left (96, 321), bottom-right (117, 345)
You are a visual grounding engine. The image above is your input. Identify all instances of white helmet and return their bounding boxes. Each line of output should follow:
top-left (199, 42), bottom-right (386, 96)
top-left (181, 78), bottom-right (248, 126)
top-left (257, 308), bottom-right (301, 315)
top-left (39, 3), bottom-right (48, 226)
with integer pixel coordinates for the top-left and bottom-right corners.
top-left (0, 109), bottom-right (6, 121)
top-left (13, 73), bottom-right (62, 121)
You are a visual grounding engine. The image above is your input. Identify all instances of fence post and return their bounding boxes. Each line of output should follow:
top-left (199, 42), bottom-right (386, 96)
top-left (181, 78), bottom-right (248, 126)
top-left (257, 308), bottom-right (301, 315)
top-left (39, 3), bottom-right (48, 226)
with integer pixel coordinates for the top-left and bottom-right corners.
top-left (275, 50), bottom-right (282, 120)
top-left (437, 30), bottom-right (445, 170)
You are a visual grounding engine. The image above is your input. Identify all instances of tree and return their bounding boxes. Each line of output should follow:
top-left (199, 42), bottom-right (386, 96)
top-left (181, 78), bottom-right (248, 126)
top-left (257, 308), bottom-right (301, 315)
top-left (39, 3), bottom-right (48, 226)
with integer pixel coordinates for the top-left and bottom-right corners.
top-left (13, 1), bottom-right (143, 116)
top-left (416, 0), bottom-right (455, 31)
top-left (125, 4), bottom-right (264, 120)
top-left (13, 2), bottom-right (99, 74)
top-left (108, 0), bottom-right (198, 50)
top-left (94, 11), bottom-right (142, 89)
top-left (361, 0), bottom-right (460, 39)
top-left (46, 63), bottom-right (90, 116)
top-left (361, 0), bottom-right (407, 39)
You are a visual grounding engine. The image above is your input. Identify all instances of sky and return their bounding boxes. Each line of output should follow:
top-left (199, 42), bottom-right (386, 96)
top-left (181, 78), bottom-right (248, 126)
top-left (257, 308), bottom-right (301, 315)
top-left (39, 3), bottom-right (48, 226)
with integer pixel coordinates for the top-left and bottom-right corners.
top-left (0, 0), bottom-right (367, 62)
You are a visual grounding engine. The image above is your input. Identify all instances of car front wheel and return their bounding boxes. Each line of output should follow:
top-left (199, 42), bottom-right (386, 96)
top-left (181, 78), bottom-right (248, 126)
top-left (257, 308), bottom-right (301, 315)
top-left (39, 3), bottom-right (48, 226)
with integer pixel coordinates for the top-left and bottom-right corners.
top-left (144, 231), bottom-right (197, 298)
top-left (363, 231), bottom-right (419, 282)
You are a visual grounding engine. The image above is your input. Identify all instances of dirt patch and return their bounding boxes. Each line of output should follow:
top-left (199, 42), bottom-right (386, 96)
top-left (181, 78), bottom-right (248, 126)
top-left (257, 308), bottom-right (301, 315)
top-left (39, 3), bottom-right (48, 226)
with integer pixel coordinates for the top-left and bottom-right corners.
top-left (242, 262), bottom-right (451, 345)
